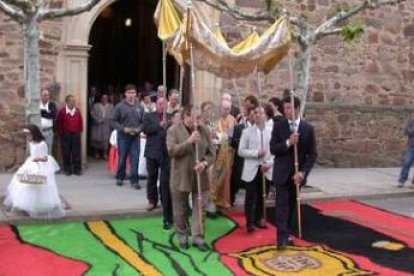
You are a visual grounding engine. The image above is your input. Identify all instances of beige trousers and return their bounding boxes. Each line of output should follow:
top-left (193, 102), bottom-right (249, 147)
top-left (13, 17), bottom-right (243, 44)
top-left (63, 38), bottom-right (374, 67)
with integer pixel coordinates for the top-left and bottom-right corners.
top-left (171, 189), bottom-right (209, 240)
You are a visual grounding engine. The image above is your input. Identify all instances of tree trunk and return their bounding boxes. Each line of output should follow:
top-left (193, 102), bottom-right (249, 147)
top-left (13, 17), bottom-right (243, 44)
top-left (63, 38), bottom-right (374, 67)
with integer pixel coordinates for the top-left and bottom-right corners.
top-left (23, 16), bottom-right (41, 126)
top-left (295, 44), bottom-right (312, 117)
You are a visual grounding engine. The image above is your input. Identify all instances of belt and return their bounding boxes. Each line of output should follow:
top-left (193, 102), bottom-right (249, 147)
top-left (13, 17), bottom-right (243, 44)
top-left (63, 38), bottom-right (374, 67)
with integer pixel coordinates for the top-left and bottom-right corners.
top-left (42, 126), bottom-right (53, 131)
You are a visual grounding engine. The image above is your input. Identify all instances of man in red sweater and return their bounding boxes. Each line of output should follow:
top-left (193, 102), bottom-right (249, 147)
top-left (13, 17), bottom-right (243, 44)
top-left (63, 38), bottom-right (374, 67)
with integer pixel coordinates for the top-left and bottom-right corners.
top-left (56, 95), bottom-right (84, 175)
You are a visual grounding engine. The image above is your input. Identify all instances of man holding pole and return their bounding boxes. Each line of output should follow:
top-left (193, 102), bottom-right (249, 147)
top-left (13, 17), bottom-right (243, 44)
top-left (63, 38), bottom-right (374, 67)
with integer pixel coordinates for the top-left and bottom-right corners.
top-left (238, 107), bottom-right (273, 233)
top-left (166, 105), bottom-right (215, 250)
top-left (270, 96), bottom-right (317, 249)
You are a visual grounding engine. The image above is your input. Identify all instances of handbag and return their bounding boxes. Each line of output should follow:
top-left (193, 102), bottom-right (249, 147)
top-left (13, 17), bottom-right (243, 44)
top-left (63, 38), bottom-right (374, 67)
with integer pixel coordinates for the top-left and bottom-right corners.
top-left (17, 162), bottom-right (47, 185)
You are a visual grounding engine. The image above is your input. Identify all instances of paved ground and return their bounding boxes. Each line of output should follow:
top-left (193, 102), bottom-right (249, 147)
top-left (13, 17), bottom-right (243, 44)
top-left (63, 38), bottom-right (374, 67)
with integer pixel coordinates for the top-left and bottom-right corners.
top-left (363, 196), bottom-right (414, 217)
top-left (1, 161), bottom-right (413, 223)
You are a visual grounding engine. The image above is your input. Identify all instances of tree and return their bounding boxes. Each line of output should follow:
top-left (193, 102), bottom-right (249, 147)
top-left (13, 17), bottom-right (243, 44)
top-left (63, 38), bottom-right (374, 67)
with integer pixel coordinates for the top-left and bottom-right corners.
top-left (196, 0), bottom-right (407, 115)
top-left (0, 0), bottom-right (100, 126)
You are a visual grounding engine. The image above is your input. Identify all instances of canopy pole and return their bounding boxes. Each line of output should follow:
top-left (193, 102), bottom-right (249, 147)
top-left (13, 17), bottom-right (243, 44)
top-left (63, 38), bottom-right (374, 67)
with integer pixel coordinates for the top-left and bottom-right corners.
top-left (188, 0), bottom-right (204, 236)
top-left (232, 79), bottom-right (243, 115)
top-left (255, 66), bottom-right (261, 101)
top-left (162, 42), bottom-right (167, 120)
top-left (255, 67), bottom-right (267, 224)
top-left (179, 65), bottom-right (184, 105)
top-left (288, 50), bottom-right (302, 239)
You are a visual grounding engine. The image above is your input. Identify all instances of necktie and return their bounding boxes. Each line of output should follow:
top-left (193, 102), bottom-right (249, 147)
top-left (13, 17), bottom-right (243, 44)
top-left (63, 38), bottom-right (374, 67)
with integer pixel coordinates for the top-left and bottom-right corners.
top-left (290, 121), bottom-right (296, 132)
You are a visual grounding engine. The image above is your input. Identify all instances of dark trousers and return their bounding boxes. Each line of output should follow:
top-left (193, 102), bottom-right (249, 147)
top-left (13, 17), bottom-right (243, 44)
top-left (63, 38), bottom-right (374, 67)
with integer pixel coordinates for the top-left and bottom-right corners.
top-left (60, 132), bottom-right (81, 173)
top-left (146, 157), bottom-right (173, 223)
top-left (275, 177), bottom-right (297, 243)
top-left (244, 170), bottom-right (264, 228)
top-left (116, 134), bottom-right (140, 183)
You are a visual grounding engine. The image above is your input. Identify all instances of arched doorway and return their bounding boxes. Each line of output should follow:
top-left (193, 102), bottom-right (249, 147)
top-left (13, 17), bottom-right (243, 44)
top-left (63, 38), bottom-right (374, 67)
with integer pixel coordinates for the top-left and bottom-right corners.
top-left (88, 0), bottom-right (179, 95)
top-left (86, 0), bottom-right (178, 160)
top-left (56, 0), bottom-right (221, 165)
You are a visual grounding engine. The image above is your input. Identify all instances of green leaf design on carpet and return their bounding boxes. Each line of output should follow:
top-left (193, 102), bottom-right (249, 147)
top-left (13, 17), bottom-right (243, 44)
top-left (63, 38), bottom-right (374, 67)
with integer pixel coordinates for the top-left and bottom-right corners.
top-left (16, 216), bottom-right (235, 275)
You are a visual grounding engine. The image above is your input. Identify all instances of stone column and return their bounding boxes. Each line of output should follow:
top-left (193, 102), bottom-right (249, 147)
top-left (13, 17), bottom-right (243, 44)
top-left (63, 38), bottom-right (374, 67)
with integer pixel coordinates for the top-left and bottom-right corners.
top-left (58, 43), bottom-right (91, 166)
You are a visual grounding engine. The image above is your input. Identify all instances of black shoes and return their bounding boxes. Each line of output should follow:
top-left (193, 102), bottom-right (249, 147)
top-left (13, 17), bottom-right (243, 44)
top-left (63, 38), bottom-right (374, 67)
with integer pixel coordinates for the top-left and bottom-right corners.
top-left (117, 180), bottom-right (141, 189)
top-left (206, 211), bottom-right (218, 219)
top-left (277, 238), bottom-right (294, 250)
top-left (178, 235), bottom-right (188, 250)
top-left (163, 221), bottom-right (172, 230)
top-left (131, 182), bottom-right (141, 189)
top-left (193, 242), bottom-right (208, 251)
top-left (255, 221), bottom-right (268, 229)
top-left (247, 220), bottom-right (267, 233)
top-left (247, 226), bottom-right (255, 233)
top-left (179, 241), bottom-right (189, 250)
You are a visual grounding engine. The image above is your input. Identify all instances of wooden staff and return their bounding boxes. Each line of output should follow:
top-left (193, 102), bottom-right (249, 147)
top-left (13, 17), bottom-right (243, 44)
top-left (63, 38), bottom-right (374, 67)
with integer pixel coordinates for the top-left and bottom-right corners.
top-left (256, 67), bottom-right (267, 223)
top-left (179, 65), bottom-right (184, 105)
top-left (288, 51), bottom-right (302, 239)
top-left (162, 42), bottom-right (167, 95)
top-left (162, 42), bottom-right (167, 121)
top-left (188, 1), bottom-right (204, 236)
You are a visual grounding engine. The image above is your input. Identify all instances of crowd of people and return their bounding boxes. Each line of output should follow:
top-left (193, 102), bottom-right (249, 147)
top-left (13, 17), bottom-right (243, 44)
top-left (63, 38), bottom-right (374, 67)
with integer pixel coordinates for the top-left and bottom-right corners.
top-left (3, 81), bottom-right (320, 250)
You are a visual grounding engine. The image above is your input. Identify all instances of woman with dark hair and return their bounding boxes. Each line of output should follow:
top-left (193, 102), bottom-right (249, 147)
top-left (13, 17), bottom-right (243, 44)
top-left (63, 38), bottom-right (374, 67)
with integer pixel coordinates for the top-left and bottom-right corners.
top-left (3, 124), bottom-right (65, 219)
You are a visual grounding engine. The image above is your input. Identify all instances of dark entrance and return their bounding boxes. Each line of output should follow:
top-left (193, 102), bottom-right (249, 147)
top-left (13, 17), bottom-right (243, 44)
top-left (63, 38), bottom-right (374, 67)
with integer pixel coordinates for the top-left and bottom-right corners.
top-left (87, 0), bottom-right (179, 160)
top-left (88, 0), bottom-right (178, 94)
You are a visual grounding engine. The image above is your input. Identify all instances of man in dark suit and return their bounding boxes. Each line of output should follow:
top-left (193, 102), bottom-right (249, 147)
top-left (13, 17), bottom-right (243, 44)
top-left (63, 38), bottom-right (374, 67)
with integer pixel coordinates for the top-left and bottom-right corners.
top-left (142, 97), bottom-right (173, 229)
top-left (270, 96), bottom-right (317, 249)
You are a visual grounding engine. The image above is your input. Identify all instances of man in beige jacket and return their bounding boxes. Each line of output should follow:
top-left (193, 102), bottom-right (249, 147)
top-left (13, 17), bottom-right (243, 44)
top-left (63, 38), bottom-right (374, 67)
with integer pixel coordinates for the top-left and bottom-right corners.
top-left (167, 105), bottom-right (215, 250)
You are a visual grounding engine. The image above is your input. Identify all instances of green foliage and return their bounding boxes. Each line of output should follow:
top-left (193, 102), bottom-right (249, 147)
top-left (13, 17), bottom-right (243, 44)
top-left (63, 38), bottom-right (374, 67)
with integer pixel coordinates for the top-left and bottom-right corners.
top-left (341, 22), bottom-right (364, 42)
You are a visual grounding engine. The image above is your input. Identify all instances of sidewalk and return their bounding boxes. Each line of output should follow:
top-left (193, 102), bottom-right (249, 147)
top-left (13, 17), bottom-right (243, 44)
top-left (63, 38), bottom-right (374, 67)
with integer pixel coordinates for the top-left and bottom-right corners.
top-left (1, 162), bottom-right (413, 223)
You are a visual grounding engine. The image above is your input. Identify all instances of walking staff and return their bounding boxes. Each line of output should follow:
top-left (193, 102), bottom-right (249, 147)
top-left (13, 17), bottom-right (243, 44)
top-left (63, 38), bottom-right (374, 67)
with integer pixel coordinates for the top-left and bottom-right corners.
top-left (166, 2), bottom-right (215, 250)
top-left (255, 67), bottom-right (267, 222)
top-left (288, 53), bottom-right (302, 238)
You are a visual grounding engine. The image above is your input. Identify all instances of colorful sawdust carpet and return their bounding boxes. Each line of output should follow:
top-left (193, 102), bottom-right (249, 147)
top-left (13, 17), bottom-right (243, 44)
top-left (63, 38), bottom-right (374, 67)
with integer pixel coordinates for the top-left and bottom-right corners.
top-left (0, 200), bottom-right (413, 275)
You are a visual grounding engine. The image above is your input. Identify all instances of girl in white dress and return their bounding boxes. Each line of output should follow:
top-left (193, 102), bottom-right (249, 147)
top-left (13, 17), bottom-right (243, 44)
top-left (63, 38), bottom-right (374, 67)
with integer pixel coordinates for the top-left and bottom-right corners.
top-left (3, 124), bottom-right (65, 219)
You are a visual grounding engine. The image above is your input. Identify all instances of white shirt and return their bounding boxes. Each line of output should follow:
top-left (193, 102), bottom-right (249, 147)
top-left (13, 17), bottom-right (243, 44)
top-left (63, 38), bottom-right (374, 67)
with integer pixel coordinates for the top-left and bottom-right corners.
top-left (40, 101), bottom-right (53, 129)
top-left (66, 105), bottom-right (76, 116)
top-left (286, 118), bottom-right (301, 147)
top-left (288, 118), bottom-right (301, 132)
top-left (265, 119), bottom-right (274, 132)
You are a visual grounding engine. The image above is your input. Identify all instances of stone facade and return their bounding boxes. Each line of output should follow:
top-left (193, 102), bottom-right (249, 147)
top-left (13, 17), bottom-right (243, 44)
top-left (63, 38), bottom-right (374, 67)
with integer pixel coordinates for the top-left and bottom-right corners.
top-left (0, 0), bottom-right (413, 170)
top-left (0, 15), bottom-right (62, 170)
top-left (220, 0), bottom-right (414, 167)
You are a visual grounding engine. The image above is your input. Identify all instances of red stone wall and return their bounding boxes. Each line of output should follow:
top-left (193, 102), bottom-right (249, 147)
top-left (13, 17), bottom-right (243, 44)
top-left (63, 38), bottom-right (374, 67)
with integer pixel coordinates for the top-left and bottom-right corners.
top-left (0, 14), bottom-right (62, 170)
top-left (220, 0), bottom-right (414, 167)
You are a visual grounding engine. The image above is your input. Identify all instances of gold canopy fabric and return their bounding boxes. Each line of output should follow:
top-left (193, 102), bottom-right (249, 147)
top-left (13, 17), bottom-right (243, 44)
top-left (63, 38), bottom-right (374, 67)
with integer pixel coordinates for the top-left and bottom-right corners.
top-left (154, 0), bottom-right (292, 79)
